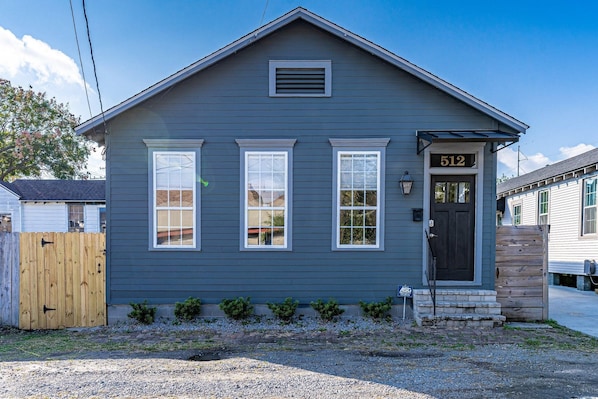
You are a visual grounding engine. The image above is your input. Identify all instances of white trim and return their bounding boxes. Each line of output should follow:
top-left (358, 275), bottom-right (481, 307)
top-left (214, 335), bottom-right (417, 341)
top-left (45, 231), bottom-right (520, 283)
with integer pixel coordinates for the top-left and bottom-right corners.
top-left (423, 142), bottom-right (485, 286)
top-left (269, 60), bottom-right (331, 97)
top-left (243, 151), bottom-right (289, 249)
top-left (151, 151), bottom-right (198, 249)
top-left (335, 151), bottom-right (381, 249)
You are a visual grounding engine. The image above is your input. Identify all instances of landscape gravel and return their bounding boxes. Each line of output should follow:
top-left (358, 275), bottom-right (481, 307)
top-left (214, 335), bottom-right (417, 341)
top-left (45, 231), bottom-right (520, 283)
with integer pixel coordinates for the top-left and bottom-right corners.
top-left (2, 317), bottom-right (598, 398)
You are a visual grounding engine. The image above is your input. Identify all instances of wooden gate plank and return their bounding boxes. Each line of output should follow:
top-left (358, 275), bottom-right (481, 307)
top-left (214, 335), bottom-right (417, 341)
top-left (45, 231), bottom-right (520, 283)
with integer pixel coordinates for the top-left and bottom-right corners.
top-left (45, 232), bottom-right (59, 329)
top-left (18, 233), bottom-right (33, 330)
top-left (495, 225), bottom-right (548, 322)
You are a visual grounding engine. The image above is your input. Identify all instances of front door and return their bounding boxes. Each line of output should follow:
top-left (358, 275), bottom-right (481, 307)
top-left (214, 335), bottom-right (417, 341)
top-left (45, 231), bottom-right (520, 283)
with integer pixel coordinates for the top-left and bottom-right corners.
top-left (430, 175), bottom-right (475, 281)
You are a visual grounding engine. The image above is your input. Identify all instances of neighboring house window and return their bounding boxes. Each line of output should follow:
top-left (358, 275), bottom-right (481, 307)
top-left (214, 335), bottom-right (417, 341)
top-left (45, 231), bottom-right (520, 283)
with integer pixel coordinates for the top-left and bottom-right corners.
top-left (99, 207), bottom-right (106, 233)
top-left (236, 139), bottom-right (296, 250)
top-left (583, 178), bottom-right (597, 235)
top-left (513, 204), bottom-right (522, 226)
top-left (538, 190), bottom-right (549, 225)
top-left (0, 213), bottom-right (12, 232)
top-left (68, 204), bottom-right (85, 232)
top-left (144, 139), bottom-right (204, 250)
top-left (330, 138), bottom-right (389, 250)
top-left (269, 60), bottom-right (332, 97)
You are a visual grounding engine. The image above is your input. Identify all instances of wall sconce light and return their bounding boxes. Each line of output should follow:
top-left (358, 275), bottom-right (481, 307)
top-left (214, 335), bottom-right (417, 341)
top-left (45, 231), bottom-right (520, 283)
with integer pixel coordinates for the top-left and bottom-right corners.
top-left (399, 171), bottom-right (413, 195)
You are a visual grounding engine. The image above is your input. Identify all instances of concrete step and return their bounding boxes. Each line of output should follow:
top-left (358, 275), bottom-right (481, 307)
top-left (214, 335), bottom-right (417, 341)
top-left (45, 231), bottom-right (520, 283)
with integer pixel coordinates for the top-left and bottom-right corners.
top-left (415, 301), bottom-right (502, 315)
top-left (415, 313), bottom-right (506, 328)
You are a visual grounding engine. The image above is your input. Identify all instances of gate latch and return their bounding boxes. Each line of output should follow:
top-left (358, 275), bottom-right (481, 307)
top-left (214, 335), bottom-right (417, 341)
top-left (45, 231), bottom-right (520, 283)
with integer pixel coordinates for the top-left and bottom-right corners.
top-left (41, 238), bottom-right (54, 247)
top-left (43, 305), bottom-right (56, 313)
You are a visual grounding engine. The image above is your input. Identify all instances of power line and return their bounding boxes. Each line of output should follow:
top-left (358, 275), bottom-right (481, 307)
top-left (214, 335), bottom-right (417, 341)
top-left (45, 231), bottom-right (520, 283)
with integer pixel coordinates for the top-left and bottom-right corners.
top-left (259, 0), bottom-right (269, 26)
top-left (69, 0), bottom-right (93, 119)
top-left (82, 0), bottom-right (108, 135)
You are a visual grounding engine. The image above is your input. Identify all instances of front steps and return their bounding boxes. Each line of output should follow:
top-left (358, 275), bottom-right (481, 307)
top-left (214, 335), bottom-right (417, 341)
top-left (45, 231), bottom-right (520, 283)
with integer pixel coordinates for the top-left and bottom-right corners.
top-left (413, 289), bottom-right (506, 327)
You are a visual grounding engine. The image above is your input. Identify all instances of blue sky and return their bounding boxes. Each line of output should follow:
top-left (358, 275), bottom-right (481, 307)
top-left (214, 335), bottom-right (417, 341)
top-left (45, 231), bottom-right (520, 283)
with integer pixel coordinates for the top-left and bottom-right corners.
top-left (1, 0), bottom-right (597, 178)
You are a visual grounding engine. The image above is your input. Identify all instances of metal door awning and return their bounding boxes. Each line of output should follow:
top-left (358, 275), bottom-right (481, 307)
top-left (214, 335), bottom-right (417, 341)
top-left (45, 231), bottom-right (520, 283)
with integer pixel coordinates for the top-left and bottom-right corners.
top-left (417, 130), bottom-right (520, 154)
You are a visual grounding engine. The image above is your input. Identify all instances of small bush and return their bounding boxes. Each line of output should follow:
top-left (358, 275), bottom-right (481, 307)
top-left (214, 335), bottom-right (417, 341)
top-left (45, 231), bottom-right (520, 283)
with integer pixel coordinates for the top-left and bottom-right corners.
top-left (310, 298), bottom-right (344, 322)
top-left (219, 297), bottom-right (254, 320)
top-left (128, 300), bottom-right (157, 325)
top-left (359, 296), bottom-right (393, 320)
top-left (174, 297), bottom-right (202, 321)
top-left (267, 297), bottom-right (299, 324)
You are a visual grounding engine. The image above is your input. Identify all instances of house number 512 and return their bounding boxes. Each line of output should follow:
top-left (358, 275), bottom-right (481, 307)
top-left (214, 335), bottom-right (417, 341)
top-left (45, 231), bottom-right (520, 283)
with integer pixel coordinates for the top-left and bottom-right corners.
top-left (440, 155), bottom-right (466, 167)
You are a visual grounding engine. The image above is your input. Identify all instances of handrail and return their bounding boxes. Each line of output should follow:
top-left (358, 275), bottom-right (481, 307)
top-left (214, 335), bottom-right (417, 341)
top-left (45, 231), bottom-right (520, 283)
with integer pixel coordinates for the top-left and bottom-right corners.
top-left (424, 230), bottom-right (437, 317)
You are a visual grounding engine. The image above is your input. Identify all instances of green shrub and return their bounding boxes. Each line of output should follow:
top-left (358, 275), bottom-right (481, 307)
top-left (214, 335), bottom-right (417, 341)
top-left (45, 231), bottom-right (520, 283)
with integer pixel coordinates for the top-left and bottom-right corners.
top-left (128, 300), bottom-right (157, 325)
top-left (219, 297), bottom-right (254, 320)
top-left (359, 296), bottom-right (393, 320)
top-left (310, 298), bottom-right (344, 322)
top-left (174, 297), bottom-right (202, 321)
top-left (267, 297), bottom-right (299, 324)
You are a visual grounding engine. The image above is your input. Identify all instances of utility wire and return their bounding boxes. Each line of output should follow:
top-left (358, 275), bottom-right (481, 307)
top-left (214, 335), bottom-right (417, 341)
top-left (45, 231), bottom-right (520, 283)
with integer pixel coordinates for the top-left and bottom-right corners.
top-left (69, 0), bottom-right (93, 119)
top-left (259, 0), bottom-right (269, 26)
top-left (82, 0), bottom-right (108, 135)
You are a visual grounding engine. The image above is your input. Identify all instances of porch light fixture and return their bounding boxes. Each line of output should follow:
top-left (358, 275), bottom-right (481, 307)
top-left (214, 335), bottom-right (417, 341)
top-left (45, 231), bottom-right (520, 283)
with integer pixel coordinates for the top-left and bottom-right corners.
top-left (399, 171), bottom-right (413, 195)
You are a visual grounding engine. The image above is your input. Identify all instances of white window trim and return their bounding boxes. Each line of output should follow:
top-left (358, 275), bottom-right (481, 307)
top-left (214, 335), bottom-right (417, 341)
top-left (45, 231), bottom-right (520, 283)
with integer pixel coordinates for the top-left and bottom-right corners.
top-left (329, 138), bottom-right (389, 251)
top-left (513, 203), bottom-right (522, 226)
top-left (269, 60), bottom-right (332, 97)
top-left (236, 139), bottom-right (296, 251)
top-left (144, 139), bottom-right (204, 251)
top-left (538, 190), bottom-right (549, 225)
top-left (582, 178), bottom-right (597, 236)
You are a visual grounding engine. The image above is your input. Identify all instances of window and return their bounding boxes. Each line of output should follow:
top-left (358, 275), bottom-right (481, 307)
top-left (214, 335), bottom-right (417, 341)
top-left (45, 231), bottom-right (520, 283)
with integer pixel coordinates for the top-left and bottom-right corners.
top-left (68, 204), bottom-right (84, 232)
top-left (583, 178), bottom-right (597, 235)
top-left (236, 139), bottom-right (295, 250)
top-left (269, 60), bottom-right (331, 97)
top-left (513, 204), bottom-right (522, 226)
top-left (99, 207), bottom-right (106, 233)
top-left (144, 139), bottom-right (203, 250)
top-left (0, 213), bottom-right (12, 232)
top-left (330, 138), bottom-right (389, 250)
top-left (538, 190), bottom-right (549, 225)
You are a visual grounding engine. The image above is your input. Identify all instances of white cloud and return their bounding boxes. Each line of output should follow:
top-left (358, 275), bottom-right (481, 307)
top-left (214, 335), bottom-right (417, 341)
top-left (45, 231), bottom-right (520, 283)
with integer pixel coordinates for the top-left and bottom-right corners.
top-left (0, 26), bottom-right (104, 178)
top-left (498, 143), bottom-right (596, 178)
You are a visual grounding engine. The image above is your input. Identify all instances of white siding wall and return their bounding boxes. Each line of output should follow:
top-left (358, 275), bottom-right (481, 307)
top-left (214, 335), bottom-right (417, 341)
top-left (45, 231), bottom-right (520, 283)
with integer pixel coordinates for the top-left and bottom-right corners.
top-left (22, 203), bottom-right (68, 232)
top-left (503, 174), bottom-right (598, 275)
top-left (84, 205), bottom-right (104, 233)
top-left (0, 188), bottom-right (21, 232)
top-left (22, 203), bottom-right (106, 233)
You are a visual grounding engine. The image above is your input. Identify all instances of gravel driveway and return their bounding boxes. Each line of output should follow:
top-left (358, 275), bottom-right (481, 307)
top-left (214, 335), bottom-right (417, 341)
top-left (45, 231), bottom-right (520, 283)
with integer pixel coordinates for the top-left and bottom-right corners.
top-left (2, 319), bottom-right (598, 398)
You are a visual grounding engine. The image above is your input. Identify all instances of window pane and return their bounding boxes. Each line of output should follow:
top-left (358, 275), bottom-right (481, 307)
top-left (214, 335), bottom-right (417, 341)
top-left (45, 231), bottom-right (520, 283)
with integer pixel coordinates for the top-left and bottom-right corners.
top-left (245, 151), bottom-right (288, 248)
top-left (435, 183), bottom-right (445, 203)
top-left (584, 207), bottom-right (596, 234)
top-left (337, 152), bottom-right (379, 247)
top-left (154, 152), bottom-right (195, 247)
top-left (447, 183), bottom-right (458, 203)
top-left (458, 182), bottom-right (470, 203)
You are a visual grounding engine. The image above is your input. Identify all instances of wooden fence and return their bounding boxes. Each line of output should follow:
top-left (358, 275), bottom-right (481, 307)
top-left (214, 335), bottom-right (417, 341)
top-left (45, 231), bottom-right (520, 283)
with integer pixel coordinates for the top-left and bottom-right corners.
top-left (495, 225), bottom-right (548, 321)
top-left (0, 233), bottom-right (20, 327)
top-left (0, 232), bottom-right (105, 329)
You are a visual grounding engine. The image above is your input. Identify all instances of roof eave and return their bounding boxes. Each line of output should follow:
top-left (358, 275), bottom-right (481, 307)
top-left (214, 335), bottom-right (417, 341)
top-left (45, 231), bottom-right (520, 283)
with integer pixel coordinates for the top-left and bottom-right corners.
top-left (76, 7), bottom-right (528, 138)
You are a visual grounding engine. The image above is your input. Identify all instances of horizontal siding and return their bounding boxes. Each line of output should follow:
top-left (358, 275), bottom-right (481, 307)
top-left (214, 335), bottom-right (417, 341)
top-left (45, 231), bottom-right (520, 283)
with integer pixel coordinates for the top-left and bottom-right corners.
top-left (0, 188), bottom-right (21, 232)
top-left (106, 20), bottom-right (501, 304)
top-left (23, 203), bottom-right (67, 232)
top-left (502, 172), bottom-right (598, 276)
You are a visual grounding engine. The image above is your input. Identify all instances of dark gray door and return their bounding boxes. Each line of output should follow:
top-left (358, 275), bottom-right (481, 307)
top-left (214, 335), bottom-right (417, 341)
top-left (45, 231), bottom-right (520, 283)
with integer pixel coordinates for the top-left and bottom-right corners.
top-left (430, 175), bottom-right (475, 281)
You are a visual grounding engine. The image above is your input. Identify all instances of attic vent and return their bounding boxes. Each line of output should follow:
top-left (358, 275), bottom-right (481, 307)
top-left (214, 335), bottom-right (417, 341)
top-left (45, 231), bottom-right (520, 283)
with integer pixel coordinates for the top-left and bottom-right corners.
top-left (269, 60), bottom-right (331, 97)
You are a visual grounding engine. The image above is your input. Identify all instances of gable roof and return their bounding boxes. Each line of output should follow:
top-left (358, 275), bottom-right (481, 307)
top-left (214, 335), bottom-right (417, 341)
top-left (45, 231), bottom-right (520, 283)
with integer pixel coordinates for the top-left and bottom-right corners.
top-left (0, 179), bottom-right (105, 202)
top-left (76, 7), bottom-right (528, 144)
top-left (497, 148), bottom-right (598, 198)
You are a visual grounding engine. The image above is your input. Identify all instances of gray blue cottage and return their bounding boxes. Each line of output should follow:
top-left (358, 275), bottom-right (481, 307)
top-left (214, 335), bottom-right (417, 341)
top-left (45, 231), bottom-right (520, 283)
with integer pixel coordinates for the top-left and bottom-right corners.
top-left (77, 8), bottom-right (528, 324)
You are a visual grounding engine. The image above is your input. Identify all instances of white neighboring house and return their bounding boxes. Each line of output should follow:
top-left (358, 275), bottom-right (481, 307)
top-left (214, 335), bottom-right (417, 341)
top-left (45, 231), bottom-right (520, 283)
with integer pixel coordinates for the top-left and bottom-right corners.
top-left (0, 180), bottom-right (105, 233)
top-left (497, 148), bottom-right (598, 291)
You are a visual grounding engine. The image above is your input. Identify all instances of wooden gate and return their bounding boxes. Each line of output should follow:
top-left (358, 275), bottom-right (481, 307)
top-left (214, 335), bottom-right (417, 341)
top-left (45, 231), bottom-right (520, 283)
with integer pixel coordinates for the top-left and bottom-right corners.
top-left (495, 225), bottom-right (548, 321)
top-left (19, 232), bottom-right (106, 329)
